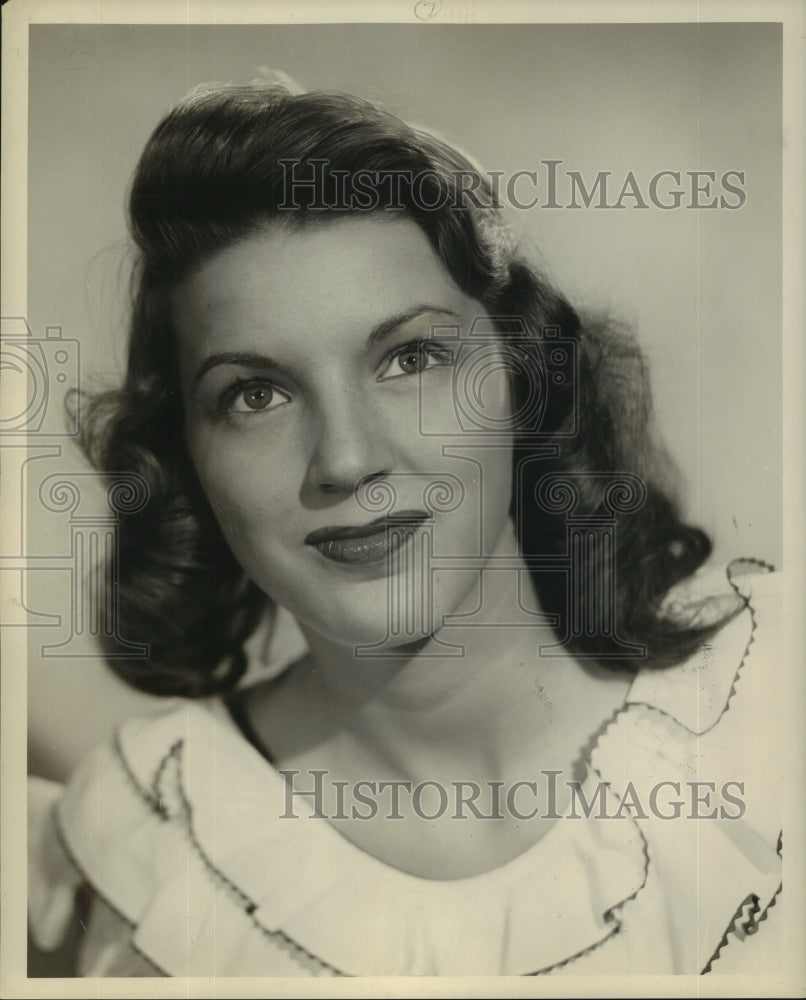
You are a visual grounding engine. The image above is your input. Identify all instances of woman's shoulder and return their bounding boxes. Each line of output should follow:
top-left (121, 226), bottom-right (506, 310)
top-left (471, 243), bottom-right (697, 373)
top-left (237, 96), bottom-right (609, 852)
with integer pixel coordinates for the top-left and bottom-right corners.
top-left (55, 695), bottom-right (277, 873)
top-left (28, 557), bottom-right (786, 976)
top-left (28, 695), bottom-right (327, 976)
top-left (626, 556), bottom-right (782, 732)
top-left (595, 556), bottom-right (783, 819)
top-left (583, 557), bottom-right (784, 974)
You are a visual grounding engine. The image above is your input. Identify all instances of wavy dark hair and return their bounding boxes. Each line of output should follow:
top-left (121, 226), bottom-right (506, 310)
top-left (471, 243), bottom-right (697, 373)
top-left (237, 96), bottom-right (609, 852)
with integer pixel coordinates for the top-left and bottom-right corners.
top-left (81, 82), bottom-right (722, 696)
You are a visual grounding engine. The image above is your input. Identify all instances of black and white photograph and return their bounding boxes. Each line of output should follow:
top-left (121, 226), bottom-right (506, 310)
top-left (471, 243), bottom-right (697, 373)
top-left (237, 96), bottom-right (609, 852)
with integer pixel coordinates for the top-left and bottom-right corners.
top-left (2, 0), bottom-right (804, 994)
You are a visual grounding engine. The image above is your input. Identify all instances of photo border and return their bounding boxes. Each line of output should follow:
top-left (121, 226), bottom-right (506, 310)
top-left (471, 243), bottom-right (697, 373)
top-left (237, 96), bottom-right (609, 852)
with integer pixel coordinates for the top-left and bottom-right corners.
top-left (2, 1), bottom-right (804, 997)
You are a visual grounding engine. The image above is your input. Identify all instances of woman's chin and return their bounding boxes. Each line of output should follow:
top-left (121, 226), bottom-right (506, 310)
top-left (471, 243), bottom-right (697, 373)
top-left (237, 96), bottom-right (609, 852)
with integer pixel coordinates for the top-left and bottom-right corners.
top-left (299, 607), bottom-right (437, 655)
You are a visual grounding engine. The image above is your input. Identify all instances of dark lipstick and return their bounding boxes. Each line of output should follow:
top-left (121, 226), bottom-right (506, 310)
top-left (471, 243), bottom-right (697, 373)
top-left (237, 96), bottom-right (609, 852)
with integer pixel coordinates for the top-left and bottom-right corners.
top-left (305, 510), bottom-right (431, 565)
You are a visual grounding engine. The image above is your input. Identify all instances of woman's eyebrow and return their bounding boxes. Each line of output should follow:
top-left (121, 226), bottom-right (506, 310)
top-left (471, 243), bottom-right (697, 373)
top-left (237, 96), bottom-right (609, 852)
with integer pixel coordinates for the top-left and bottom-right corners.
top-left (192, 305), bottom-right (460, 389)
top-left (193, 351), bottom-right (281, 391)
top-left (366, 305), bottom-right (460, 347)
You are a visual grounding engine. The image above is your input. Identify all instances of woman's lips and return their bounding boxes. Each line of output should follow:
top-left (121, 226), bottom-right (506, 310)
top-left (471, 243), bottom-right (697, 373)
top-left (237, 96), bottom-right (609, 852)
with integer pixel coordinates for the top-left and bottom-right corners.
top-left (305, 511), bottom-right (431, 566)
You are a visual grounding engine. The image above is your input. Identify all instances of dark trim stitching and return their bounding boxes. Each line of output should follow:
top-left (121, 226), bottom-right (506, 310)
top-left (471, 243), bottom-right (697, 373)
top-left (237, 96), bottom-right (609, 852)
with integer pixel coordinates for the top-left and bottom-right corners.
top-left (71, 731), bottom-right (341, 976)
top-left (752, 880), bottom-right (783, 934)
top-left (526, 762), bottom-right (652, 976)
top-left (149, 739), bottom-right (183, 819)
top-left (526, 925), bottom-right (619, 976)
top-left (111, 729), bottom-right (179, 821)
top-left (628, 559), bottom-right (762, 737)
top-left (157, 737), bottom-right (654, 979)
top-left (740, 893), bottom-right (762, 934)
top-left (575, 701), bottom-right (626, 781)
top-left (700, 875), bottom-right (783, 975)
top-left (53, 811), bottom-right (169, 976)
top-left (77, 563), bottom-right (775, 979)
top-left (726, 556), bottom-right (776, 576)
top-left (164, 741), bottom-right (346, 977)
top-left (700, 893), bottom-right (760, 974)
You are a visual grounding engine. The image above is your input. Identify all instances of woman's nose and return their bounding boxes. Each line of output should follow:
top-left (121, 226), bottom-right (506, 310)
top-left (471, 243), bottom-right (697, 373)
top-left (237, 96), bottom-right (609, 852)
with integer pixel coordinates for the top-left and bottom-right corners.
top-left (304, 392), bottom-right (390, 495)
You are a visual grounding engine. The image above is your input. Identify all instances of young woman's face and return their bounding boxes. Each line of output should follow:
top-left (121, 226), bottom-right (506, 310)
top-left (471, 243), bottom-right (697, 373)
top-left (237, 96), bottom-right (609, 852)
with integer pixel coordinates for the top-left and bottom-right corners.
top-left (174, 215), bottom-right (515, 648)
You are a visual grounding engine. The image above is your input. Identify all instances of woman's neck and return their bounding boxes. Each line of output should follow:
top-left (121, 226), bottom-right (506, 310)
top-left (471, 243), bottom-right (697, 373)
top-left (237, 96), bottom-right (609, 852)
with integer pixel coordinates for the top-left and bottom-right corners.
top-left (249, 519), bottom-right (633, 789)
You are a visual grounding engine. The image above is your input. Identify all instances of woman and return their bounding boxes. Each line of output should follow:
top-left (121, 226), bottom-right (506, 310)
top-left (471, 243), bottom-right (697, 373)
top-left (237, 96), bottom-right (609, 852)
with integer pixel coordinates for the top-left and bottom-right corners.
top-left (28, 81), bottom-right (782, 977)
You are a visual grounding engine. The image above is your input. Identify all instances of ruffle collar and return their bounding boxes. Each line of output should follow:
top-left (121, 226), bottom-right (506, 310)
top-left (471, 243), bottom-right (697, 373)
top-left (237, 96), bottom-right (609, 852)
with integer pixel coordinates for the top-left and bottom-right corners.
top-left (111, 698), bottom-right (647, 976)
top-left (57, 561), bottom-right (781, 977)
top-left (625, 558), bottom-right (758, 733)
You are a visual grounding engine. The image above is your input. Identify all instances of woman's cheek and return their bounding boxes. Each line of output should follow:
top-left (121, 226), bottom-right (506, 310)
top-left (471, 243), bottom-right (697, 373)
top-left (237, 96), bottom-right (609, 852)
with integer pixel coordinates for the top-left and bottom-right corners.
top-left (420, 354), bottom-right (512, 437)
top-left (190, 433), bottom-right (294, 539)
top-left (416, 370), bottom-right (466, 437)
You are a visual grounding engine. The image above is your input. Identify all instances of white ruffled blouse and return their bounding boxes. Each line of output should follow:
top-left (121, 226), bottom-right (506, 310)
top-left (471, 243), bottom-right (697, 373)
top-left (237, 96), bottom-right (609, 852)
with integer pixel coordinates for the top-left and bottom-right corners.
top-left (28, 561), bottom-right (783, 977)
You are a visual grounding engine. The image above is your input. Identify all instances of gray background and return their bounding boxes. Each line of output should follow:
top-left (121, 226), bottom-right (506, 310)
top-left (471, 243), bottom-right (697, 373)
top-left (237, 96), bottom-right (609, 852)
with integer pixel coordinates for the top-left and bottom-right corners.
top-left (26, 22), bottom-right (782, 776)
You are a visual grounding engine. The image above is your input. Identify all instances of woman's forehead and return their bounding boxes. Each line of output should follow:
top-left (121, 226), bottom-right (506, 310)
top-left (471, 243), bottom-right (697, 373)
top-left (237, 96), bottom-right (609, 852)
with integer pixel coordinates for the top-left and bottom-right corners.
top-left (172, 215), bottom-right (472, 359)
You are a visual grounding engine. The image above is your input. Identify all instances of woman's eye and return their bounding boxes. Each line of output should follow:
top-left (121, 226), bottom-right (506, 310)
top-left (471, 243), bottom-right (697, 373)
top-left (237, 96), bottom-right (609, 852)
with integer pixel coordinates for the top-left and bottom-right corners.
top-left (378, 341), bottom-right (452, 380)
top-left (225, 381), bottom-right (291, 414)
